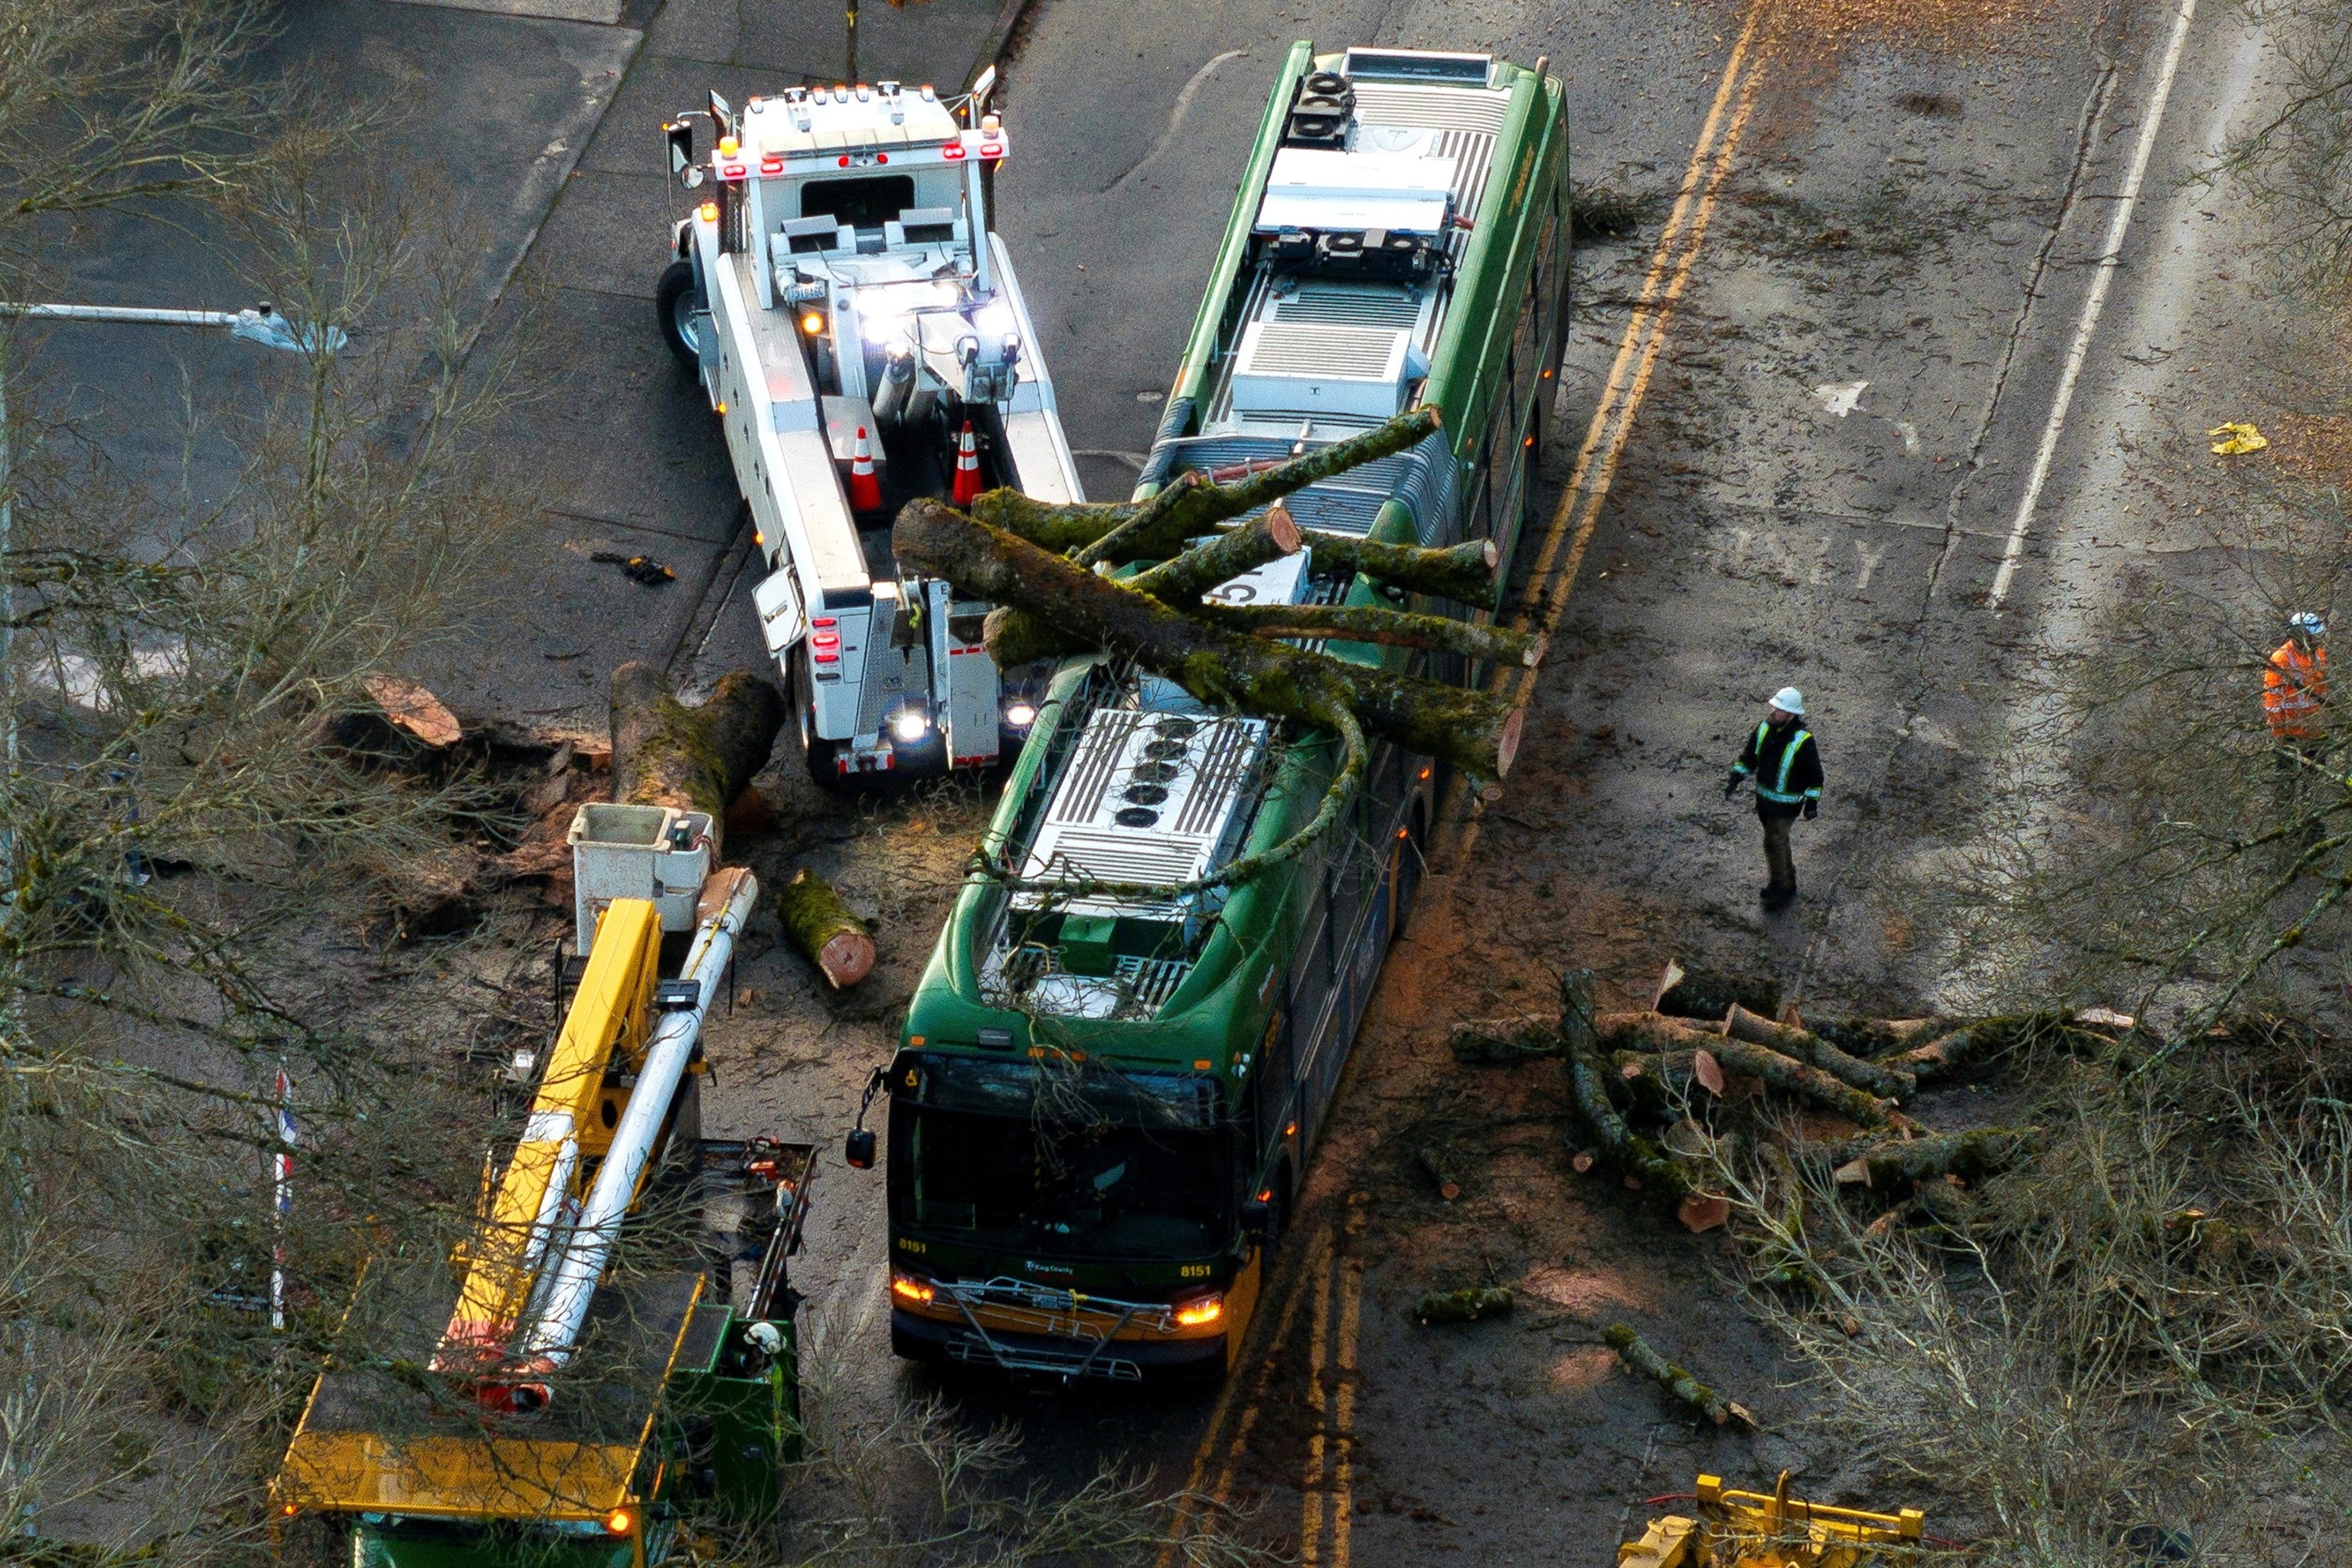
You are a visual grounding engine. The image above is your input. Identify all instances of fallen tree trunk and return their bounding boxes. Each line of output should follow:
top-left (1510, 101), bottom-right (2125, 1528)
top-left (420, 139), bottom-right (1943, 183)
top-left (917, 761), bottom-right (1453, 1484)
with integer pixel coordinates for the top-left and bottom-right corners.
top-left (1197, 602), bottom-right (1544, 666)
top-left (1596, 1010), bottom-right (1723, 1054)
top-left (1813, 1016), bottom-right (1960, 1058)
top-left (1875, 1011), bottom-right (2082, 1082)
top-left (1652, 962), bottom-right (1780, 1022)
top-left (1802, 1128), bottom-right (2034, 1189)
top-left (609, 663), bottom-right (786, 860)
top-left (1449, 1018), bottom-right (1562, 1062)
top-left (975, 410), bottom-right (1442, 563)
top-left (1723, 1004), bottom-right (1913, 1101)
top-left (1563, 1036), bottom-right (1697, 1202)
top-left (894, 499), bottom-right (1524, 788)
top-left (1604, 1324), bottom-right (1753, 1427)
top-left (1611, 1037), bottom-right (1892, 1128)
top-left (776, 869), bottom-right (876, 989)
top-left (1416, 1287), bottom-right (1512, 1325)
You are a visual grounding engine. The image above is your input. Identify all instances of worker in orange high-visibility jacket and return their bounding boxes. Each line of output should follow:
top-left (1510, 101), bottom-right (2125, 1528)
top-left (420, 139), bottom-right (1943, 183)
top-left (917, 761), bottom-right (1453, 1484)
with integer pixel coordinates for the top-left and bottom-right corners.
top-left (2265, 612), bottom-right (2328, 743)
top-left (2268, 613), bottom-right (2329, 836)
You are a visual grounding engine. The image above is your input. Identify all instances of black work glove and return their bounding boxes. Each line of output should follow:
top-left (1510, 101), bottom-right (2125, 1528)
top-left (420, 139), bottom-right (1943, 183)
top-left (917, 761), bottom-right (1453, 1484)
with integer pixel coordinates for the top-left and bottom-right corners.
top-left (1723, 773), bottom-right (1742, 801)
top-left (1802, 800), bottom-right (1818, 821)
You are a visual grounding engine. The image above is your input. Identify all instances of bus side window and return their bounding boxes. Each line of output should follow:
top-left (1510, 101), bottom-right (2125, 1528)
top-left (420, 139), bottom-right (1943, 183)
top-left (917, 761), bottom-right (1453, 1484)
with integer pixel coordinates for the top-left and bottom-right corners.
top-left (1250, 1007), bottom-right (1290, 1163)
top-left (1512, 263), bottom-right (1544, 433)
top-left (1486, 403), bottom-right (1520, 513)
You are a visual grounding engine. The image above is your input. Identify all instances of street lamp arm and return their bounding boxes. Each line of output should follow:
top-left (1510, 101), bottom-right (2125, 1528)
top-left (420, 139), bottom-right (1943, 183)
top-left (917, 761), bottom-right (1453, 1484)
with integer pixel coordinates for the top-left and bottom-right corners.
top-left (0, 300), bottom-right (346, 354)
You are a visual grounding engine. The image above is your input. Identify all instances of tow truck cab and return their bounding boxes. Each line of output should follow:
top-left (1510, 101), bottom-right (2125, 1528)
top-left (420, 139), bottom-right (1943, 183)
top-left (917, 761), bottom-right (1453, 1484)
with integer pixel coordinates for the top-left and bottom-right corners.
top-left (664, 83), bottom-right (1082, 782)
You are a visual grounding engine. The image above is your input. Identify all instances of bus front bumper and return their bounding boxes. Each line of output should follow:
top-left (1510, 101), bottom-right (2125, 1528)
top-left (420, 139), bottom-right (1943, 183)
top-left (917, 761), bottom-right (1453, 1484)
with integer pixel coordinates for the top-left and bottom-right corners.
top-left (890, 1306), bottom-right (1225, 1383)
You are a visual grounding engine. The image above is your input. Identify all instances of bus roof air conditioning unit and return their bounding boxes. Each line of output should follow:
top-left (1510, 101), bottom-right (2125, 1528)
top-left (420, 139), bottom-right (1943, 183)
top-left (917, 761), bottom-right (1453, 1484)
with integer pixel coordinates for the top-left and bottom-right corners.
top-left (1228, 321), bottom-right (1422, 420)
top-left (1257, 147), bottom-right (1456, 237)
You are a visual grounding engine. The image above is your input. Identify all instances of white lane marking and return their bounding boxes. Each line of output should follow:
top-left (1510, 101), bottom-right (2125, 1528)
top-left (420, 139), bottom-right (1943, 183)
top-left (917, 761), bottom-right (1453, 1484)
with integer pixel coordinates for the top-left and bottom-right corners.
top-left (1986, 0), bottom-right (2201, 610)
top-left (1854, 540), bottom-right (1888, 595)
top-left (1814, 380), bottom-right (1868, 416)
top-left (1106, 50), bottom-right (1251, 194)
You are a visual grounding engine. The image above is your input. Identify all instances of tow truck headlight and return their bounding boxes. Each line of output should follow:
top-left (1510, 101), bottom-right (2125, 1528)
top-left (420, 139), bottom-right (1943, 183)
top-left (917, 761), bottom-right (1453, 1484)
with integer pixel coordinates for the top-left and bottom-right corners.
top-left (891, 1271), bottom-right (935, 1305)
top-left (971, 300), bottom-right (1018, 341)
top-left (602, 1508), bottom-right (635, 1537)
top-left (800, 309), bottom-right (827, 336)
top-left (1174, 1293), bottom-right (1223, 1328)
top-left (890, 706), bottom-right (931, 743)
top-left (1003, 701), bottom-right (1037, 729)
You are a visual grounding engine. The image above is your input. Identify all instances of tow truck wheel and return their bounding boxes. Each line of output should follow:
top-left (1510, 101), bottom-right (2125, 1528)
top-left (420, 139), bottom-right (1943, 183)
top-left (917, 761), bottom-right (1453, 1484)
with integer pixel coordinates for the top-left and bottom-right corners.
top-left (791, 657), bottom-right (849, 789)
top-left (657, 260), bottom-right (704, 371)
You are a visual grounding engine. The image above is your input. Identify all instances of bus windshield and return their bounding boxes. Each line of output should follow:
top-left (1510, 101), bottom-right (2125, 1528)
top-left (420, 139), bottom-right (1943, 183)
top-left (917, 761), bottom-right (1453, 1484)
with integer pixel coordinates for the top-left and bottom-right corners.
top-left (896, 1104), bottom-right (1227, 1261)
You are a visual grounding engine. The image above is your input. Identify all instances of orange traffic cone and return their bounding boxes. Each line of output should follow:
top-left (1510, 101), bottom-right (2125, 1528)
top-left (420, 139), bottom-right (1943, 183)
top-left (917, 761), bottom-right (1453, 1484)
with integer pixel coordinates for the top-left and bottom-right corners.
top-left (847, 426), bottom-right (883, 512)
top-left (950, 420), bottom-right (984, 506)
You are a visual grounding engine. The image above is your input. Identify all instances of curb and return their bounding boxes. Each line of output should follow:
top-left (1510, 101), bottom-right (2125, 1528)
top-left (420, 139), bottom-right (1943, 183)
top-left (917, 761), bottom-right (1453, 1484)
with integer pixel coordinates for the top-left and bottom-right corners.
top-left (965, 0), bottom-right (1044, 89)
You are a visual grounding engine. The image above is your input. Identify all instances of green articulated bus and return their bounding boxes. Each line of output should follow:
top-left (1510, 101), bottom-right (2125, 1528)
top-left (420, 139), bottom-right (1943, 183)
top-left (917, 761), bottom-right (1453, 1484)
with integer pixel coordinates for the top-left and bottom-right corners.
top-left (882, 42), bottom-right (1570, 1382)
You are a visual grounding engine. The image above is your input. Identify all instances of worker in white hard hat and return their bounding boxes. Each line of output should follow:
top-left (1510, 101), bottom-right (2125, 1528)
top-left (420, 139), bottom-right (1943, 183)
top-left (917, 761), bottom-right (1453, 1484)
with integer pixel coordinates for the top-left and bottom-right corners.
top-left (1723, 686), bottom-right (1822, 911)
top-left (2265, 613), bottom-right (2328, 745)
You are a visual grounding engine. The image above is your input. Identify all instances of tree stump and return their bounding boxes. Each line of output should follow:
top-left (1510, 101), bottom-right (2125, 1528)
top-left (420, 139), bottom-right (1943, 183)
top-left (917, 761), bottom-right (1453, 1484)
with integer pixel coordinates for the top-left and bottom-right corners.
top-left (609, 663), bottom-right (786, 860)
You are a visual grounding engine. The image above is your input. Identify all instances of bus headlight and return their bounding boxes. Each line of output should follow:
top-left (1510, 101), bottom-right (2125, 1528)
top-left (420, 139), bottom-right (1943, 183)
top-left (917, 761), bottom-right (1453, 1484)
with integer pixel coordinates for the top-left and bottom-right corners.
top-left (1003, 701), bottom-right (1037, 729)
top-left (890, 1271), bottom-right (935, 1305)
top-left (1173, 1293), bottom-right (1223, 1328)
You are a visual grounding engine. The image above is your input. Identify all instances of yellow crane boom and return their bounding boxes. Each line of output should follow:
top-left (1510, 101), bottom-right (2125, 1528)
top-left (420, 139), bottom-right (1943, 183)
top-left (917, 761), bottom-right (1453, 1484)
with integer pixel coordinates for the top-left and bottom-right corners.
top-left (435, 897), bottom-right (660, 1366)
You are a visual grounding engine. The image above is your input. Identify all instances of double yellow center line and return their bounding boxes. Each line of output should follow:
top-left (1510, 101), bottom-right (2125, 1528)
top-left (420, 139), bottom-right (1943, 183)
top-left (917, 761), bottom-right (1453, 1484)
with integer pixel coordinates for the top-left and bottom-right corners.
top-left (1458, 0), bottom-right (1776, 861)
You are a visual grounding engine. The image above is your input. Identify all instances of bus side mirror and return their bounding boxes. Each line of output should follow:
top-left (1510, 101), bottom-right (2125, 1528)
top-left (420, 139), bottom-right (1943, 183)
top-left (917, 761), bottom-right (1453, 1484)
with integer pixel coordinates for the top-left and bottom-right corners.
top-left (1238, 1198), bottom-right (1270, 1240)
top-left (844, 1128), bottom-right (876, 1169)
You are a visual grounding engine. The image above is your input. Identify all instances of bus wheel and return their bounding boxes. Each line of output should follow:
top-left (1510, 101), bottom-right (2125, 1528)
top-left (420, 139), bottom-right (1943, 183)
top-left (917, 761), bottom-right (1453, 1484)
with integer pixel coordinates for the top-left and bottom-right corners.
top-left (1266, 1168), bottom-right (1294, 1250)
top-left (656, 260), bottom-right (704, 371)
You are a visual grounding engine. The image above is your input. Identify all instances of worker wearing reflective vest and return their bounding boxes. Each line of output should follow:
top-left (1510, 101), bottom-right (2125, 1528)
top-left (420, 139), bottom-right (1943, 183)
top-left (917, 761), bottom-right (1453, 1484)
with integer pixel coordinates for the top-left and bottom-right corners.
top-left (1723, 687), bottom-right (1822, 911)
top-left (2265, 613), bottom-right (2328, 745)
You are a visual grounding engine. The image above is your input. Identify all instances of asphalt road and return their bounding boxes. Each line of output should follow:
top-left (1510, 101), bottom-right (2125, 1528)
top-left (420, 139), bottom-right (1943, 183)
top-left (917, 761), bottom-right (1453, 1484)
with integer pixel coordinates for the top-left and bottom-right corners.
top-left (19, 0), bottom-right (2296, 1557)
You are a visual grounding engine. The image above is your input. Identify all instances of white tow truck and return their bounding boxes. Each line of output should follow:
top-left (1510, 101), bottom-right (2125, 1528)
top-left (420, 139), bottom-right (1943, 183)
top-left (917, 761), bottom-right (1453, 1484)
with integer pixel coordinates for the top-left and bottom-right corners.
top-left (655, 76), bottom-right (1083, 784)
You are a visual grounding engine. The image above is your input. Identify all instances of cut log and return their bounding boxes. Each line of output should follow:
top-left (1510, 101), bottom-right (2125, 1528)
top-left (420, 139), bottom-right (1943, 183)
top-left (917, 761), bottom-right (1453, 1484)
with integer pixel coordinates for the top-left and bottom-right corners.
top-left (1603, 1324), bottom-right (1753, 1427)
top-left (776, 869), bottom-right (877, 989)
top-left (1653, 964), bottom-right (1781, 1022)
top-left (1677, 1194), bottom-right (1732, 1233)
top-left (1416, 1147), bottom-right (1463, 1201)
top-left (1692, 1048), bottom-right (1726, 1096)
top-left (1560, 968), bottom-right (1601, 1058)
top-left (1416, 1287), bottom-right (1512, 1325)
top-left (1563, 1038), bottom-right (1697, 1202)
top-left (895, 499), bottom-right (1524, 787)
top-left (1449, 1018), bottom-right (1562, 1063)
top-left (1723, 1004), bottom-right (1913, 1102)
top-left (1596, 1011), bottom-right (1724, 1054)
top-left (609, 663), bottom-right (786, 860)
top-left (1798, 1128), bottom-right (2033, 1189)
top-left (1129, 502), bottom-right (1303, 601)
top-left (1812, 1016), bottom-right (1960, 1058)
top-left (361, 673), bottom-right (462, 748)
top-left (1874, 1012), bottom-right (2083, 1082)
top-left (1613, 1038), bottom-right (1891, 1128)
